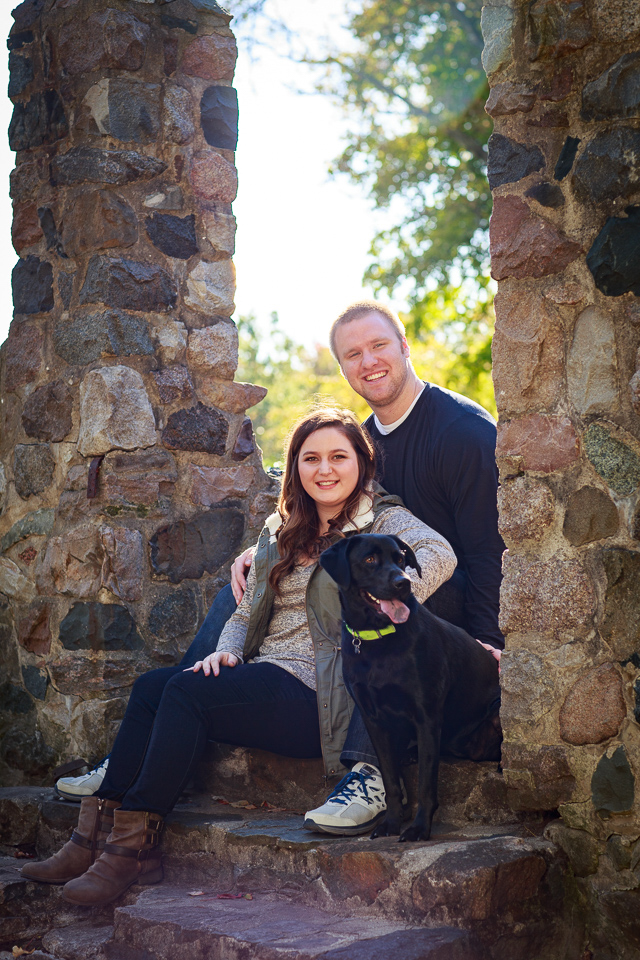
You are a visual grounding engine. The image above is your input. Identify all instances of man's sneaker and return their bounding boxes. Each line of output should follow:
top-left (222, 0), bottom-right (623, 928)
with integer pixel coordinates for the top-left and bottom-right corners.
top-left (303, 762), bottom-right (386, 835)
top-left (55, 757), bottom-right (109, 802)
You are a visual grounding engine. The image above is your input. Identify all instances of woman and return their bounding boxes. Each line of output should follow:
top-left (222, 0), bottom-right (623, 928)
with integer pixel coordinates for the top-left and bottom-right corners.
top-left (22, 408), bottom-right (456, 906)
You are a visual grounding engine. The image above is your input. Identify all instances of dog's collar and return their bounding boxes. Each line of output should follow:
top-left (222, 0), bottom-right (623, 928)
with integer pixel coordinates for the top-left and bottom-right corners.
top-left (345, 622), bottom-right (396, 653)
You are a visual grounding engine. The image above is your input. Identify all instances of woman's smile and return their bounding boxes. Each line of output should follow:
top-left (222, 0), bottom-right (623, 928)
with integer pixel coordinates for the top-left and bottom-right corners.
top-left (297, 426), bottom-right (361, 525)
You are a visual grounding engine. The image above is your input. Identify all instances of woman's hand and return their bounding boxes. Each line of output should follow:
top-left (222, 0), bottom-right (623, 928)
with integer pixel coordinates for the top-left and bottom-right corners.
top-left (230, 547), bottom-right (255, 604)
top-left (186, 651), bottom-right (239, 677)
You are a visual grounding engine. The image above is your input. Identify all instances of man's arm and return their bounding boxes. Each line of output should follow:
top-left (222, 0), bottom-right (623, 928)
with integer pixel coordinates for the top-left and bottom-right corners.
top-left (437, 415), bottom-right (505, 649)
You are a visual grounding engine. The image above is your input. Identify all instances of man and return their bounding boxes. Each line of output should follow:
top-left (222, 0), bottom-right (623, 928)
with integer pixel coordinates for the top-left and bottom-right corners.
top-left (58, 302), bottom-right (504, 835)
top-left (301, 301), bottom-right (505, 835)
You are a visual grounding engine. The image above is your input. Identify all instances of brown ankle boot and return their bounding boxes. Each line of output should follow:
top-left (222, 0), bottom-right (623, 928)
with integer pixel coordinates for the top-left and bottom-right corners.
top-left (21, 797), bottom-right (121, 884)
top-left (62, 808), bottom-right (163, 906)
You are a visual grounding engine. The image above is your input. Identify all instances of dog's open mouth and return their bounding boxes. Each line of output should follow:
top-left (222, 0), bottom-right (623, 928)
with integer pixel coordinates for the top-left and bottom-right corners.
top-left (361, 590), bottom-right (410, 624)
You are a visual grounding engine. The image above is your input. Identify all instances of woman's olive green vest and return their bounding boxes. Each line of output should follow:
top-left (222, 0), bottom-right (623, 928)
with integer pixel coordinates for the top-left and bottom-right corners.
top-left (242, 488), bottom-right (403, 779)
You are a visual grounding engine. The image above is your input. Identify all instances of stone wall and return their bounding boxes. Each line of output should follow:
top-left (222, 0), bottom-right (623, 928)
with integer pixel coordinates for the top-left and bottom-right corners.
top-left (483, 0), bottom-right (640, 950)
top-left (0, 0), bottom-right (275, 786)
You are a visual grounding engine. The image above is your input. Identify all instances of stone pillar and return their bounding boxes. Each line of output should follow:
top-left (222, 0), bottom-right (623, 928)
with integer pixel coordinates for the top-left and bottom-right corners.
top-left (0, 0), bottom-right (273, 784)
top-left (484, 0), bottom-right (640, 947)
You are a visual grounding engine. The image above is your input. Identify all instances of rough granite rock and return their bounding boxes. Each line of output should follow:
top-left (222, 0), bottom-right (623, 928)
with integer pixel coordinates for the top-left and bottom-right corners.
top-left (149, 507), bottom-right (244, 583)
top-left (17, 602), bottom-right (52, 655)
top-left (181, 33), bottom-right (237, 80)
top-left (149, 319), bottom-right (188, 363)
top-left (232, 417), bottom-right (256, 461)
top-left (48, 655), bottom-right (145, 697)
top-left (492, 288), bottom-right (564, 414)
top-left (496, 415), bottom-right (579, 473)
top-left (490, 196), bottom-right (582, 280)
top-left (100, 526), bottom-right (144, 602)
top-left (589, 0), bottom-right (640, 41)
top-left (153, 366), bottom-right (194, 404)
top-left (54, 310), bottom-right (154, 364)
top-left (199, 380), bottom-right (267, 414)
top-left (10, 160), bottom-right (42, 202)
top-left (147, 587), bottom-right (198, 641)
top-left (591, 746), bottom-right (635, 816)
top-left (12, 256), bottom-right (54, 315)
top-left (572, 128), bottom-right (640, 205)
top-left (563, 487), bottom-right (619, 546)
top-left (9, 90), bottom-right (68, 151)
top-left (485, 82), bottom-right (536, 117)
top-left (559, 664), bottom-right (626, 746)
top-left (51, 147), bottom-right (166, 186)
top-left (0, 557), bottom-right (37, 602)
top-left (81, 78), bottom-right (161, 143)
top-left (21, 380), bottom-right (73, 442)
top-left (200, 86), bottom-right (239, 150)
top-left (4, 321), bottom-right (43, 391)
top-left (100, 448), bottom-right (178, 507)
top-left (567, 306), bottom-right (618, 415)
top-left (600, 549), bottom-right (640, 660)
top-left (12, 201), bottom-right (43, 252)
top-left (202, 208), bottom-right (236, 255)
top-left (190, 464), bottom-right (256, 506)
top-left (586, 206), bottom-right (640, 298)
top-left (498, 477), bottom-right (555, 544)
top-left (502, 742), bottom-right (576, 810)
top-left (21, 664), bottom-right (48, 701)
top-left (487, 134), bottom-right (545, 189)
top-left (583, 422), bottom-right (640, 496)
top-left (58, 9), bottom-right (150, 74)
top-left (500, 553), bottom-right (595, 635)
top-left (500, 650), bottom-right (556, 725)
top-left (2, 509), bottom-right (55, 553)
top-left (481, 5), bottom-right (514, 76)
top-left (69, 699), bottom-right (126, 769)
top-left (8, 50), bottom-right (34, 99)
top-left (525, 0), bottom-right (592, 61)
top-left (61, 189), bottom-right (138, 257)
top-left (162, 402), bottom-right (228, 455)
top-left (189, 152), bottom-right (238, 205)
top-left (79, 255), bottom-right (178, 313)
top-left (187, 323), bottom-right (238, 378)
top-left (36, 523), bottom-right (103, 599)
top-left (58, 601), bottom-right (143, 652)
top-left (582, 52), bottom-right (640, 122)
top-left (77, 365), bottom-right (157, 457)
top-left (14, 443), bottom-right (55, 499)
top-left (525, 181), bottom-right (565, 209)
top-left (185, 260), bottom-right (236, 316)
top-left (145, 212), bottom-right (198, 259)
top-left (163, 85), bottom-right (195, 144)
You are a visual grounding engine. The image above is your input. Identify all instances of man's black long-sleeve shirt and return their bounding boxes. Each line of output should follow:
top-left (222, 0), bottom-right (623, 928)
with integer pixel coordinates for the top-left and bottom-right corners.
top-left (364, 383), bottom-right (505, 649)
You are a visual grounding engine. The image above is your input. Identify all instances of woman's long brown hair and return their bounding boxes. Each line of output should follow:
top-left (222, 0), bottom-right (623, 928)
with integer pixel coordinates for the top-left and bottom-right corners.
top-left (269, 407), bottom-right (376, 594)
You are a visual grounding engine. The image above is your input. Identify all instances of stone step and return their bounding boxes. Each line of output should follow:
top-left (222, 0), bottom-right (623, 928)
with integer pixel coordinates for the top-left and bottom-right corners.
top-left (0, 789), bottom-right (580, 958)
top-left (106, 887), bottom-right (482, 960)
top-left (195, 746), bottom-right (525, 826)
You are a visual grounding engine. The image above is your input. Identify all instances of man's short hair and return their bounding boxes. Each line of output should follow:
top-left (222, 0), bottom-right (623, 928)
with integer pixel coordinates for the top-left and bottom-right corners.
top-left (329, 301), bottom-right (406, 360)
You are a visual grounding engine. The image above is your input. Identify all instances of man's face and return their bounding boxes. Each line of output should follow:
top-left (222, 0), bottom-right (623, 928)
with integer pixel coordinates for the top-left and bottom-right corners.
top-left (333, 312), bottom-right (412, 409)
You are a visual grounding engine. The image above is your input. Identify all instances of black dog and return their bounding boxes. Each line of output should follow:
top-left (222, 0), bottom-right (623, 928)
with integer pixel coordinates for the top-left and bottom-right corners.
top-left (320, 533), bottom-right (502, 842)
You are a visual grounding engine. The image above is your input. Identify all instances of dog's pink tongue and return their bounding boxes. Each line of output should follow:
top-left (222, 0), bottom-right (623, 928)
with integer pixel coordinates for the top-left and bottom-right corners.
top-left (379, 599), bottom-right (410, 623)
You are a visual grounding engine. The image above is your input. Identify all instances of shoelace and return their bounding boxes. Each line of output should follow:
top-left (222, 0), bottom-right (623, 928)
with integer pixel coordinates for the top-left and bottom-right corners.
top-left (327, 769), bottom-right (378, 807)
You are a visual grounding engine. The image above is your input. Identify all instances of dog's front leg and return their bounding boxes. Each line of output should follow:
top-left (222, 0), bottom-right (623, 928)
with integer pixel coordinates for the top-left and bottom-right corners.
top-left (400, 719), bottom-right (440, 842)
top-left (361, 723), bottom-right (404, 839)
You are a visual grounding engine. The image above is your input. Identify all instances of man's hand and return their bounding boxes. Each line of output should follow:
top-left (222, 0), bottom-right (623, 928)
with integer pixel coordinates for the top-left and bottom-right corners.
top-left (230, 547), bottom-right (255, 603)
top-left (186, 651), bottom-right (239, 677)
top-left (476, 639), bottom-right (501, 672)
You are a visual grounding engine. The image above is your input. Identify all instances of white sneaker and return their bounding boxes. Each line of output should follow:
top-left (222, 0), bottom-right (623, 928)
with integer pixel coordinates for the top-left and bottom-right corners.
top-left (55, 756), bottom-right (109, 802)
top-left (303, 762), bottom-right (386, 835)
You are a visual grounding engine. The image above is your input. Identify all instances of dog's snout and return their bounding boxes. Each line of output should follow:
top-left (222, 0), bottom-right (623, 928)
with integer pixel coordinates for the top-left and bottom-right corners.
top-left (391, 572), bottom-right (411, 598)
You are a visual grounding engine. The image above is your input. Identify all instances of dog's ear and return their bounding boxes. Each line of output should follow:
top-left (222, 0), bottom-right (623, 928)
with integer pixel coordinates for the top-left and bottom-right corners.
top-left (319, 537), bottom-right (357, 588)
top-left (390, 536), bottom-right (422, 577)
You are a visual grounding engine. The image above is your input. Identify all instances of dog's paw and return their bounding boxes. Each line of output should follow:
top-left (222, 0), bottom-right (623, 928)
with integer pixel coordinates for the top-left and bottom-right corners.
top-left (370, 817), bottom-right (401, 839)
top-left (399, 823), bottom-right (431, 843)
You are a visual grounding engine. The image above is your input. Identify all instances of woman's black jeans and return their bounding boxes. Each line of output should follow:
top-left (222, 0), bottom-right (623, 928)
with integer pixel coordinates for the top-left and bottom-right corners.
top-left (97, 661), bottom-right (321, 818)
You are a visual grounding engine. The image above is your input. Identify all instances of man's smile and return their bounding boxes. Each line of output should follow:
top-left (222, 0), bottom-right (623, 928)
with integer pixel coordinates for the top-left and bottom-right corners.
top-left (363, 371), bottom-right (388, 382)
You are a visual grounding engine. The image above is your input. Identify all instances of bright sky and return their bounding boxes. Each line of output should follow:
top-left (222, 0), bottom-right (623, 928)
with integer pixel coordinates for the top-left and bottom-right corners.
top-left (0, 0), bottom-right (398, 349)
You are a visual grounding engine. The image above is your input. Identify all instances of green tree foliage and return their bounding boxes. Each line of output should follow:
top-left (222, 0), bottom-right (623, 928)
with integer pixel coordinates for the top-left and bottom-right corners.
top-left (312, 0), bottom-right (492, 299)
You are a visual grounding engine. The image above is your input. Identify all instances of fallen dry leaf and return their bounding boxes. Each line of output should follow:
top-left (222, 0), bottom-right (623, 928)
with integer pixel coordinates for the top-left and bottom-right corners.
top-left (188, 890), bottom-right (205, 897)
top-left (215, 893), bottom-right (253, 900)
top-left (13, 851), bottom-right (34, 859)
top-left (12, 948), bottom-right (35, 957)
top-left (229, 800), bottom-right (257, 809)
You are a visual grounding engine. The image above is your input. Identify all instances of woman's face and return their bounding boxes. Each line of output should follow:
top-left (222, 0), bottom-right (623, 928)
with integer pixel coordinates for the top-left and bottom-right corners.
top-left (297, 426), bottom-right (360, 518)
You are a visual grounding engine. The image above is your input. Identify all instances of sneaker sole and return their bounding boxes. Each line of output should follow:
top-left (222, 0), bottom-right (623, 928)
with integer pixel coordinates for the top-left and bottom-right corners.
top-left (302, 811), bottom-right (386, 836)
top-left (54, 786), bottom-right (87, 802)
